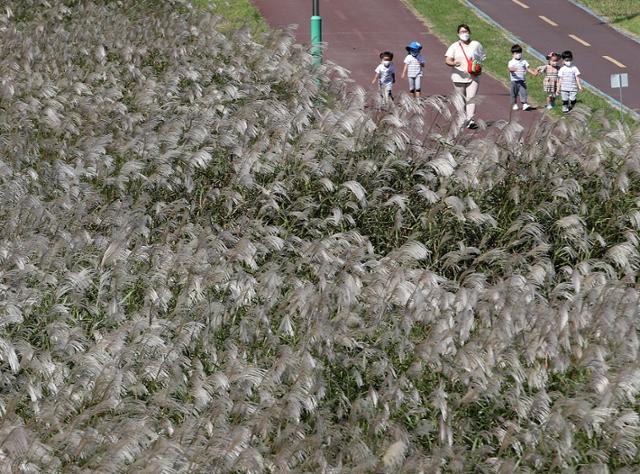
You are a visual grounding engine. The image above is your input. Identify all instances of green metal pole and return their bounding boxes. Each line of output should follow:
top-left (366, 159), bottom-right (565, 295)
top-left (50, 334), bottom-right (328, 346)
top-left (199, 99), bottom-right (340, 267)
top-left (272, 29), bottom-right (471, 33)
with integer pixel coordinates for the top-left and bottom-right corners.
top-left (311, 0), bottom-right (322, 65)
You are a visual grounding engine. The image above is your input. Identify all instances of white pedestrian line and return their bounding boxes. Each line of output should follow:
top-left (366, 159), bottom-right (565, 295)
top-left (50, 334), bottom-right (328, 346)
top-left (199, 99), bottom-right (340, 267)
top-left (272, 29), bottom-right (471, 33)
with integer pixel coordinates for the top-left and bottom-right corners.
top-left (512, 0), bottom-right (529, 8)
top-left (539, 15), bottom-right (558, 27)
top-left (602, 56), bottom-right (627, 68)
top-left (568, 34), bottom-right (591, 47)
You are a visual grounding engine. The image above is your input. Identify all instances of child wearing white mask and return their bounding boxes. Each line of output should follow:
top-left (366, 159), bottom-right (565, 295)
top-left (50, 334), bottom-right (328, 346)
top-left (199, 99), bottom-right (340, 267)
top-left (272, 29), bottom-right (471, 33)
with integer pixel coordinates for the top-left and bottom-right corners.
top-left (557, 50), bottom-right (583, 113)
top-left (372, 51), bottom-right (396, 101)
top-left (507, 44), bottom-right (538, 111)
top-left (445, 24), bottom-right (486, 129)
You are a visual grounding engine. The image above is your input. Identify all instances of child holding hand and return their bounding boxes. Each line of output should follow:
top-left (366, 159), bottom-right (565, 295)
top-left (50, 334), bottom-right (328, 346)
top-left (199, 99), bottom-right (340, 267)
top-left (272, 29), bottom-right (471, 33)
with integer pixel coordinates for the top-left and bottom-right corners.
top-left (557, 50), bottom-right (583, 113)
top-left (507, 44), bottom-right (538, 111)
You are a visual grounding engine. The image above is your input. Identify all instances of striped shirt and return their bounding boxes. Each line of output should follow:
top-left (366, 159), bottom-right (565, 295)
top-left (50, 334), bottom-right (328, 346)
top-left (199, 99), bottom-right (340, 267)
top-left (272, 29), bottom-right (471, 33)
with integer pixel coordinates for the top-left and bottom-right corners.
top-left (558, 65), bottom-right (581, 92)
top-left (404, 54), bottom-right (425, 78)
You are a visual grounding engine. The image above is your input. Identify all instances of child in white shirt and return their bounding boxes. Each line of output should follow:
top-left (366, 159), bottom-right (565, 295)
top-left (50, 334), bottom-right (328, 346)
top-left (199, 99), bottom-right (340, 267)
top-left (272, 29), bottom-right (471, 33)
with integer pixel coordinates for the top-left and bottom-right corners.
top-left (557, 50), bottom-right (583, 113)
top-left (401, 41), bottom-right (425, 98)
top-left (507, 44), bottom-right (538, 111)
top-left (371, 51), bottom-right (396, 101)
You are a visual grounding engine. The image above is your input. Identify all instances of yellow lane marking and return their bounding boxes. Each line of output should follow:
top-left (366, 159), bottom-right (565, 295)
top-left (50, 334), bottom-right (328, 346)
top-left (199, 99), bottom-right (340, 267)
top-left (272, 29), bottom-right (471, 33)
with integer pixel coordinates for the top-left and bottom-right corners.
top-left (539, 15), bottom-right (558, 27)
top-left (602, 55), bottom-right (627, 68)
top-left (512, 0), bottom-right (529, 8)
top-left (568, 34), bottom-right (591, 46)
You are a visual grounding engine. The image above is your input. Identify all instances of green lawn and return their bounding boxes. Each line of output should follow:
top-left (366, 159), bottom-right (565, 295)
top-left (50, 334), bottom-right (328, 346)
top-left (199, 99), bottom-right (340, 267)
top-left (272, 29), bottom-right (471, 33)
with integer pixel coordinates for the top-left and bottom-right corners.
top-left (192, 0), bottom-right (265, 31)
top-left (409, 0), bottom-right (636, 124)
top-left (577, 0), bottom-right (640, 37)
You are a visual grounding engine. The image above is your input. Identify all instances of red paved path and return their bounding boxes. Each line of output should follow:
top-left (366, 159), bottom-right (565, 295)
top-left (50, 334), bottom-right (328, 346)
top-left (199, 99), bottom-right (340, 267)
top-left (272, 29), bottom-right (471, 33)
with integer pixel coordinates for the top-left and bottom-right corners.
top-left (252, 0), bottom-right (538, 127)
top-left (469, 0), bottom-right (640, 114)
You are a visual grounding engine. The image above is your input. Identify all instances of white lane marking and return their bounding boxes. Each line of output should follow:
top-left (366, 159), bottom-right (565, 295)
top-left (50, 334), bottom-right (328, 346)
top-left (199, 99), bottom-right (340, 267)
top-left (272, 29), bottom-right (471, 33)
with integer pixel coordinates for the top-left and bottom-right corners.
top-left (539, 15), bottom-right (558, 27)
top-left (568, 34), bottom-right (591, 46)
top-left (512, 0), bottom-right (529, 9)
top-left (602, 55), bottom-right (627, 68)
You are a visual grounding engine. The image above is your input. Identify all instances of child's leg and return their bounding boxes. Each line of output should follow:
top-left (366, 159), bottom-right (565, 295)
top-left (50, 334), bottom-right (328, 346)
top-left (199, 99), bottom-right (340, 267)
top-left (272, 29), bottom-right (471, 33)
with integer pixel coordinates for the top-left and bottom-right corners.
top-left (408, 77), bottom-right (416, 97)
top-left (569, 91), bottom-right (577, 109)
top-left (519, 81), bottom-right (528, 104)
top-left (510, 82), bottom-right (518, 104)
top-left (561, 91), bottom-right (570, 112)
top-left (415, 76), bottom-right (421, 98)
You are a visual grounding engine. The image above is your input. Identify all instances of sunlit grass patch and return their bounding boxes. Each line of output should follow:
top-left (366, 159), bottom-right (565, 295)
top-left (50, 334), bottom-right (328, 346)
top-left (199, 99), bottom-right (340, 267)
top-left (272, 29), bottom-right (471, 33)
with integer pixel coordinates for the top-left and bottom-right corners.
top-left (577, 0), bottom-right (640, 37)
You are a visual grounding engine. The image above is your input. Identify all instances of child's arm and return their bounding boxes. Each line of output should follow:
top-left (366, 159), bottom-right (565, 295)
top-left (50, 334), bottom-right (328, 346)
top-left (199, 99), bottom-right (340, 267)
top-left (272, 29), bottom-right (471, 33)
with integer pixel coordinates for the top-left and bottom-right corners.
top-left (391, 72), bottom-right (396, 83)
top-left (371, 72), bottom-right (379, 85)
top-left (527, 65), bottom-right (539, 76)
top-left (576, 74), bottom-right (583, 91)
top-left (401, 63), bottom-right (407, 79)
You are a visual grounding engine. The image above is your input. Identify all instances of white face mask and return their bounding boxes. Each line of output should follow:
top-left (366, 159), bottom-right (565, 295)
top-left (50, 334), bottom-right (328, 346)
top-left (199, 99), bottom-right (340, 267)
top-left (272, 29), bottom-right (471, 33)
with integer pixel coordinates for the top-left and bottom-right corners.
top-left (564, 60), bottom-right (571, 66)
top-left (382, 60), bottom-right (391, 67)
top-left (514, 53), bottom-right (522, 60)
top-left (459, 32), bottom-right (470, 42)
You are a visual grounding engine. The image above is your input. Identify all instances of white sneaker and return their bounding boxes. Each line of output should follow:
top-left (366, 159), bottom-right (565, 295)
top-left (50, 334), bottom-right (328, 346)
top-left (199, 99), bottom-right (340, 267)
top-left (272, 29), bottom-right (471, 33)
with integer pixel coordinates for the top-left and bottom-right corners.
top-left (546, 104), bottom-right (553, 110)
top-left (522, 103), bottom-right (531, 111)
top-left (512, 104), bottom-right (519, 111)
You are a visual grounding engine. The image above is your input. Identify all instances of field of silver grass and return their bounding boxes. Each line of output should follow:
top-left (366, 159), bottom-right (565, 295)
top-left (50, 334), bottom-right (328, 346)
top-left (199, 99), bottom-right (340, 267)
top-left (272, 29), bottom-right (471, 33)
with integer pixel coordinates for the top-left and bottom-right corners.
top-left (1, 0), bottom-right (640, 471)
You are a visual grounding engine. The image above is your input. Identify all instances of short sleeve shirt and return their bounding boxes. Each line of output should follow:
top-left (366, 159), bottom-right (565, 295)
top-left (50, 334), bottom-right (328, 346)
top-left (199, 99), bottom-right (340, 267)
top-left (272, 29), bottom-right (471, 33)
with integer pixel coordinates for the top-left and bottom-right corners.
top-left (445, 40), bottom-right (486, 83)
top-left (558, 65), bottom-right (581, 91)
top-left (403, 54), bottom-right (424, 78)
top-left (375, 63), bottom-right (396, 85)
top-left (508, 58), bottom-right (529, 81)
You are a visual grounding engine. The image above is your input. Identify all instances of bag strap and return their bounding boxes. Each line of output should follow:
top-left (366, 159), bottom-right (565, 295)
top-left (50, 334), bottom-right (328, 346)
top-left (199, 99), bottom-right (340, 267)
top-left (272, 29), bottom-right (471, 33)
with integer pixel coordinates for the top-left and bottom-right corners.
top-left (459, 41), bottom-right (471, 62)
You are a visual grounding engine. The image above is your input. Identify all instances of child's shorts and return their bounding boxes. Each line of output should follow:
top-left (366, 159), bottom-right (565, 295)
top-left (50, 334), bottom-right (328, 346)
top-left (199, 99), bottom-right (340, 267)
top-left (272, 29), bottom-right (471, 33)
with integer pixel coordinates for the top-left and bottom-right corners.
top-left (379, 83), bottom-right (393, 99)
top-left (408, 75), bottom-right (422, 92)
top-left (561, 90), bottom-right (577, 102)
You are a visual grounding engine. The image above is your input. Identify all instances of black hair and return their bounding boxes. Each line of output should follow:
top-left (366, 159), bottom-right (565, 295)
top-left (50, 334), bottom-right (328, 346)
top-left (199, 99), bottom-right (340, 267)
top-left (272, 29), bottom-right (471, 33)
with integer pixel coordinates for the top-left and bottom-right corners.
top-left (561, 50), bottom-right (573, 60)
top-left (457, 24), bottom-right (471, 33)
top-left (511, 44), bottom-right (523, 54)
top-left (380, 51), bottom-right (394, 60)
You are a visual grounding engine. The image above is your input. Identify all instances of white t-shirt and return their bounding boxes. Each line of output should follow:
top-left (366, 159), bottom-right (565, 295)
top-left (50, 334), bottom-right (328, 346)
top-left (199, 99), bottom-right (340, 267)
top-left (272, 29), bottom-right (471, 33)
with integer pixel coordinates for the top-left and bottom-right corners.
top-left (445, 40), bottom-right (486, 83)
top-left (508, 58), bottom-right (529, 82)
top-left (558, 64), bottom-right (581, 92)
top-left (403, 54), bottom-right (424, 78)
top-left (375, 63), bottom-right (396, 85)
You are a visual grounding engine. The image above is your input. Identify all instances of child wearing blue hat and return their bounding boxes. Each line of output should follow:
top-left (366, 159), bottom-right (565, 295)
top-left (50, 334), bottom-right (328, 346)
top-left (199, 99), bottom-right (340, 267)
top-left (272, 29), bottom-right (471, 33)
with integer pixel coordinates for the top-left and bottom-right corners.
top-left (401, 41), bottom-right (425, 98)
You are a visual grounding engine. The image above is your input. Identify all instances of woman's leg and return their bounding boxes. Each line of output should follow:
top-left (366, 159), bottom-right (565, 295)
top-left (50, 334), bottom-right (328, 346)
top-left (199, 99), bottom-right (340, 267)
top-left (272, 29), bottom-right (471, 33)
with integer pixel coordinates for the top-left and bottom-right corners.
top-left (465, 79), bottom-right (479, 120)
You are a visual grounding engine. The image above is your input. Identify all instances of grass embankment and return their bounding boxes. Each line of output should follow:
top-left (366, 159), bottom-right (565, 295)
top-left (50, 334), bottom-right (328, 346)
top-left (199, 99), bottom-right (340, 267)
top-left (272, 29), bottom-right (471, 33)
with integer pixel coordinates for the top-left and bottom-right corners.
top-left (409, 0), bottom-right (636, 124)
top-left (192, 0), bottom-right (266, 31)
top-left (577, 0), bottom-right (640, 37)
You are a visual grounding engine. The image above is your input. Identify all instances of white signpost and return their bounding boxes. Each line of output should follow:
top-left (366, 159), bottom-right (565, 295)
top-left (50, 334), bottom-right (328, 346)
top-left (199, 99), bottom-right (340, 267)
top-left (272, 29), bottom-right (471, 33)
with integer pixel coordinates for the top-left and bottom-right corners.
top-left (610, 73), bottom-right (628, 120)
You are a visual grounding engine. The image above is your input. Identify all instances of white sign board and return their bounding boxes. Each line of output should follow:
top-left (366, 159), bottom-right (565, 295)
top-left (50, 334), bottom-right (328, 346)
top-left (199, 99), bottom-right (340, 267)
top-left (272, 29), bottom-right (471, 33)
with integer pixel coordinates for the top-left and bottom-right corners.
top-left (610, 73), bottom-right (629, 89)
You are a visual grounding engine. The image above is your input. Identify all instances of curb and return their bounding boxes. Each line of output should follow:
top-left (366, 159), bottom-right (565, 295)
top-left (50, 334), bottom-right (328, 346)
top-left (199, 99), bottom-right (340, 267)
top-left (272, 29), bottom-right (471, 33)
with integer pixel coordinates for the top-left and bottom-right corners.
top-left (462, 0), bottom-right (639, 121)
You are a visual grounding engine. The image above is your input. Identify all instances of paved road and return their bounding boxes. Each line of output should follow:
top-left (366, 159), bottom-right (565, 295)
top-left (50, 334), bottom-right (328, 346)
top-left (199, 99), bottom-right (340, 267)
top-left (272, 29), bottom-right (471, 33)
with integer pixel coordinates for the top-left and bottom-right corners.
top-left (252, 0), bottom-right (538, 127)
top-left (468, 0), bottom-right (640, 113)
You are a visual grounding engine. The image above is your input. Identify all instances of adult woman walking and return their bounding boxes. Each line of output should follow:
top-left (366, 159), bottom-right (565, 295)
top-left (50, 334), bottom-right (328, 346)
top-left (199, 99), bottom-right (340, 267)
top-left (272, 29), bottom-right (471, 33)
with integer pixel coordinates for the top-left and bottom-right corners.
top-left (445, 24), bottom-right (486, 129)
